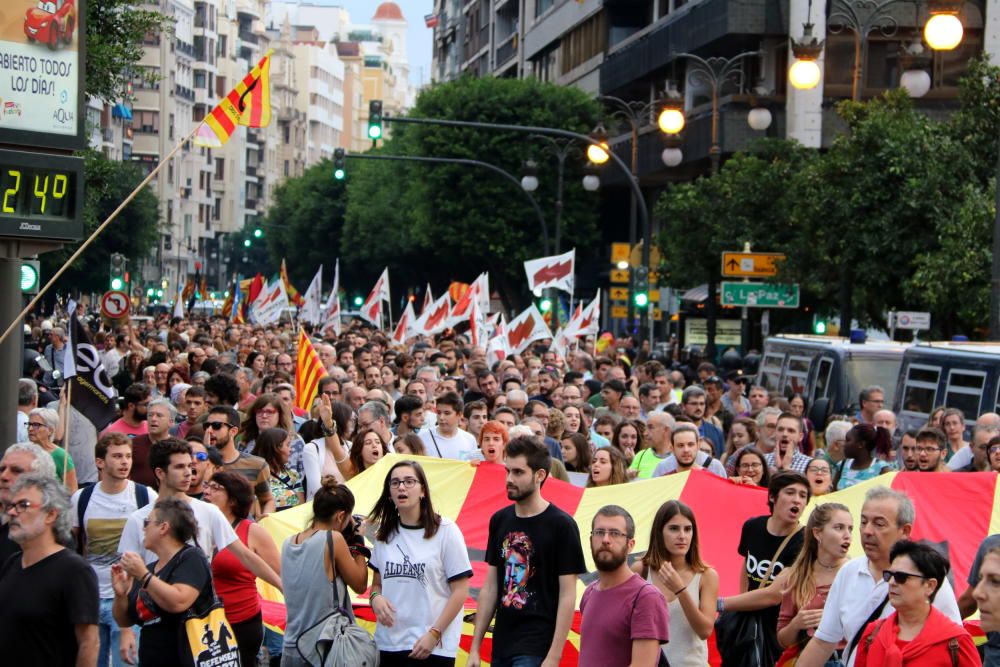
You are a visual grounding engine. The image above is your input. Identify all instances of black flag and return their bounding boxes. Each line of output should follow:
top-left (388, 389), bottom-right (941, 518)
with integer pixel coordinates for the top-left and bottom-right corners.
top-left (64, 315), bottom-right (119, 432)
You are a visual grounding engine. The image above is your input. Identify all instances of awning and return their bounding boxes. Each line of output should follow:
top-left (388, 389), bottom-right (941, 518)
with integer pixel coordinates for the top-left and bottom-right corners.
top-left (112, 103), bottom-right (132, 121)
top-left (681, 284), bottom-right (708, 303)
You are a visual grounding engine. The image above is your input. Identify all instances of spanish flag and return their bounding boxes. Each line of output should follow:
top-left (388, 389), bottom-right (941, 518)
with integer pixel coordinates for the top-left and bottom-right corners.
top-left (294, 329), bottom-right (324, 411)
top-left (280, 259), bottom-right (305, 308)
top-left (194, 51), bottom-right (273, 148)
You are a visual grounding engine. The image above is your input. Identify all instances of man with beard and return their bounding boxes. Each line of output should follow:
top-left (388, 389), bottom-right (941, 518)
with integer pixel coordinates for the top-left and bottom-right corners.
top-left (898, 429), bottom-right (920, 471)
top-left (205, 405), bottom-right (274, 516)
top-left (578, 506), bottom-right (669, 667)
top-left (0, 443), bottom-right (56, 562)
top-left (103, 382), bottom-right (151, 439)
top-left (128, 396), bottom-right (173, 488)
top-left (467, 437), bottom-right (586, 667)
top-left (764, 413), bottom-right (814, 474)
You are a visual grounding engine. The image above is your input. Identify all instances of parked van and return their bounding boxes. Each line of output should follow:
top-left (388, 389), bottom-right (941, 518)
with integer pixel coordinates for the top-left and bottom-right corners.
top-left (893, 342), bottom-right (1000, 433)
top-left (758, 335), bottom-right (909, 424)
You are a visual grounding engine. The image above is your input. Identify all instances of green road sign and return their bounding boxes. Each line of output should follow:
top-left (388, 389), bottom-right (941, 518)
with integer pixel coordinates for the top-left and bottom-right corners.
top-left (721, 281), bottom-right (800, 308)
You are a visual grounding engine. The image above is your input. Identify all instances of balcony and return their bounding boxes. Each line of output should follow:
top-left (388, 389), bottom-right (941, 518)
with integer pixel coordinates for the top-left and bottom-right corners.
top-left (246, 165), bottom-right (257, 176)
top-left (239, 29), bottom-right (258, 45)
top-left (102, 127), bottom-right (114, 143)
top-left (176, 39), bottom-right (195, 58)
top-left (245, 198), bottom-right (258, 210)
top-left (496, 33), bottom-right (517, 67)
top-left (175, 85), bottom-right (195, 102)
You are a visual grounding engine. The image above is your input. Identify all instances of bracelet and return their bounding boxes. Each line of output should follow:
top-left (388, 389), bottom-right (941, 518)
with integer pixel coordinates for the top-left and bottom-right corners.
top-left (141, 572), bottom-right (154, 589)
top-left (428, 626), bottom-right (442, 643)
top-left (321, 421), bottom-right (337, 437)
top-left (674, 586), bottom-right (687, 596)
top-left (717, 597), bottom-right (725, 613)
top-left (369, 591), bottom-right (381, 603)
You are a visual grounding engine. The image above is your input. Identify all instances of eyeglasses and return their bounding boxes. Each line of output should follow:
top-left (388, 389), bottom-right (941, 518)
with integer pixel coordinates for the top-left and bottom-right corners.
top-left (806, 466), bottom-right (831, 475)
top-left (142, 517), bottom-right (164, 529)
top-left (257, 408), bottom-right (279, 416)
top-left (989, 445), bottom-right (1000, 455)
top-left (193, 451), bottom-right (209, 462)
top-left (739, 462), bottom-right (763, 471)
top-left (206, 421), bottom-right (233, 431)
top-left (591, 528), bottom-right (629, 540)
top-left (915, 446), bottom-right (943, 454)
top-left (4, 499), bottom-right (35, 515)
top-left (204, 481), bottom-right (224, 491)
top-left (389, 478), bottom-right (420, 489)
top-left (882, 569), bottom-right (928, 585)
top-left (26, 422), bottom-right (46, 429)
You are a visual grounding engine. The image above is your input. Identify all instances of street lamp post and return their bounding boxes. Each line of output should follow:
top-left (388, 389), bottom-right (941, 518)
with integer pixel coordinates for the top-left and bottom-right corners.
top-left (674, 50), bottom-right (761, 360)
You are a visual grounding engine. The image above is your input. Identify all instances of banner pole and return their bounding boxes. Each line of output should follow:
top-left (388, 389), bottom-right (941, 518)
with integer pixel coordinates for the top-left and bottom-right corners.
top-left (0, 124), bottom-right (202, 348)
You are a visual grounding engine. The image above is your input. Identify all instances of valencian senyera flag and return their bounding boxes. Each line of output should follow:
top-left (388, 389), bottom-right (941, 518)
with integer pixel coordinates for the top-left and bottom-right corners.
top-left (64, 314), bottom-right (118, 432)
top-left (194, 51), bottom-right (272, 148)
top-left (255, 459), bottom-right (996, 666)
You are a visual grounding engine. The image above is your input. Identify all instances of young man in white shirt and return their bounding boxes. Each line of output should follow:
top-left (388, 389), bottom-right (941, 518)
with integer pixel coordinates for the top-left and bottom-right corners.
top-left (653, 422), bottom-right (728, 478)
top-left (72, 432), bottom-right (156, 667)
top-left (418, 392), bottom-right (477, 461)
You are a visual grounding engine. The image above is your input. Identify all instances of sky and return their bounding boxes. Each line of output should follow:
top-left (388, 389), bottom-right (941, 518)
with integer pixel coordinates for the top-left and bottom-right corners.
top-left (293, 0), bottom-right (435, 88)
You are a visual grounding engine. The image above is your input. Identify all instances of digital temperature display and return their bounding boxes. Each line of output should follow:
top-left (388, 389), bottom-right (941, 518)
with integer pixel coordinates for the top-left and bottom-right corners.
top-left (0, 148), bottom-right (83, 240)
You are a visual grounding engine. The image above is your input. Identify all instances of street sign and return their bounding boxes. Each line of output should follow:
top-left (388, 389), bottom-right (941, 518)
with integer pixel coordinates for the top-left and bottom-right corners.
top-left (610, 287), bottom-right (629, 301)
top-left (894, 311), bottom-right (931, 330)
top-left (685, 318), bottom-right (742, 345)
top-left (611, 242), bottom-right (630, 264)
top-left (100, 290), bottom-right (130, 319)
top-left (721, 282), bottom-right (800, 308)
top-left (611, 305), bottom-right (628, 318)
top-left (610, 269), bottom-right (629, 284)
top-left (721, 252), bottom-right (786, 278)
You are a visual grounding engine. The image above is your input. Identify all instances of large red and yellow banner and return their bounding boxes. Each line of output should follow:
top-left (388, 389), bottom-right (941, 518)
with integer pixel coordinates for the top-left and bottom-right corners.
top-left (260, 457), bottom-right (998, 665)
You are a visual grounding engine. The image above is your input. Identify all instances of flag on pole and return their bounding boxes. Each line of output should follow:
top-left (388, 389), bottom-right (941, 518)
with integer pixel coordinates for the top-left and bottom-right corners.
top-left (413, 293), bottom-right (453, 336)
top-left (486, 315), bottom-right (508, 368)
top-left (181, 276), bottom-right (196, 305)
top-left (231, 280), bottom-right (245, 324)
top-left (194, 51), bottom-right (273, 148)
top-left (251, 278), bottom-right (289, 325)
top-left (392, 301), bottom-right (416, 344)
top-left (505, 304), bottom-right (551, 354)
top-left (422, 283), bottom-right (434, 315)
top-left (359, 268), bottom-right (390, 327)
top-left (173, 286), bottom-right (184, 319)
top-left (424, 13), bottom-right (440, 28)
top-left (280, 259), bottom-right (305, 308)
top-left (451, 273), bottom-right (488, 320)
top-left (221, 284), bottom-right (235, 319)
top-left (469, 297), bottom-right (488, 348)
top-left (301, 265), bottom-right (323, 325)
top-left (64, 314), bottom-right (118, 433)
top-left (524, 249), bottom-right (575, 294)
top-left (321, 259), bottom-right (341, 336)
top-left (294, 329), bottom-right (324, 411)
top-left (565, 290), bottom-right (601, 338)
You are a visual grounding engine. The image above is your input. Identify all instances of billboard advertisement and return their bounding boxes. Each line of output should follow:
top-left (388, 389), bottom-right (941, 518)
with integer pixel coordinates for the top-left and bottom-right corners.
top-left (0, 0), bottom-right (85, 149)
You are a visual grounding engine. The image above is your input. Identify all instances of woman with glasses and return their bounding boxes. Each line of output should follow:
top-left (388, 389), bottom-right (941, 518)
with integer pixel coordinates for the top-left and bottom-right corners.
top-left (633, 500), bottom-right (717, 666)
top-left (988, 436), bottom-right (1000, 473)
top-left (241, 393), bottom-right (305, 474)
top-left (775, 503), bottom-right (852, 663)
top-left (202, 472), bottom-right (281, 667)
top-left (730, 447), bottom-right (770, 488)
top-left (253, 427), bottom-right (304, 511)
top-left (111, 498), bottom-right (216, 667)
top-left (855, 540), bottom-right (978, 666)
top-left (368, 461), bottom-right (472, 666)
top-left (27, 407), bottom-right (77, 493)
top-left (805, 459), bottom-right (834, 497)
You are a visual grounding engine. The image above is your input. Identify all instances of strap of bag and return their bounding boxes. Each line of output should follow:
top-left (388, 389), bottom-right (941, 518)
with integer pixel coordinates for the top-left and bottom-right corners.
top-left (761, 526), bottom-right (803, 589)
top-left (847, 594), bottom-right (889, 662)
top-left (834, 459), bottom-right (847, 490)
top-left (326, 530), bottom-right (342, 611)
top-left (75, 483), bottom-right (97, 553)
top-left (429, 430), bottom-right (443, 457)
top-left (864, 618), bottom-right (886, 651)
top-left (948, 637), bottom-right (960, 667)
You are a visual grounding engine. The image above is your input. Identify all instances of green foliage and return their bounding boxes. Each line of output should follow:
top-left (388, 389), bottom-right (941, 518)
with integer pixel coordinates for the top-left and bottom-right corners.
top-left (41, 150), bottom-right (160, 293)
top-left (86, 0), bottom-right (169, 102)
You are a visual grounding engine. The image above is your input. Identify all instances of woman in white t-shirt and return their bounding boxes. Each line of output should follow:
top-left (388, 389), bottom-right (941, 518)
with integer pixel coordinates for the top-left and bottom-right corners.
top-left (367, 460), bottom-right (473, 666)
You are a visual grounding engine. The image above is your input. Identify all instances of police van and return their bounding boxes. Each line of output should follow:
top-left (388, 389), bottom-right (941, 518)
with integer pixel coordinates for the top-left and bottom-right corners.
top-left (893, 342), bottom-right (1000, 432)
top-left (757, 335), bottom-right (909, 424)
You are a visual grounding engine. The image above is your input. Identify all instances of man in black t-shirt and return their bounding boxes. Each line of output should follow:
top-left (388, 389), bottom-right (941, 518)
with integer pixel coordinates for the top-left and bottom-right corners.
top-left (0, 442), bottom-right (57, 564)
top-left (468, 436), bottom-right (586, 667)
top-left (0, 474), bottom-right (99, 666)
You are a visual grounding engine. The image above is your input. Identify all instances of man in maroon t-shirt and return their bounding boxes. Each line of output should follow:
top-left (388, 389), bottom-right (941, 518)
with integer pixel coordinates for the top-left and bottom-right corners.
top-left (579, 505), bottom-right (669, 667)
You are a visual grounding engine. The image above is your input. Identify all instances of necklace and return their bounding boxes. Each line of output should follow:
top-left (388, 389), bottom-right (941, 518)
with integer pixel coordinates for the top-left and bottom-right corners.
top-left (817, 557), bottom-right (841, 570)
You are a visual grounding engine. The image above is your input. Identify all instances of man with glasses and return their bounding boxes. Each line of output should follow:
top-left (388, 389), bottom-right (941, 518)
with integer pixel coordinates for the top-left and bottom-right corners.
top-left (103, 382), bottom-right (150, 440)
top-left (129, 397), bottom-right (173, 488)
top-left (915, 427), bottom-right (949, 473)
top-left (796, 487), bottom-right (961, 667)
top-left (205, 405), bottom-right (275, 516)
top-left (0, 474), bottom-right (99, 667)
top-left (276, 353), bottom-right (295, 375)
top-left (578, 505), bottom-right (668, 667)
top-left (0, 442), bottom-right (56, 563)
top-left (857, 385), bottom-right (886, 425)
top-left (951, 425), bottom-right (999, 472)
top-left (358, 400), bottom-right (395, 450)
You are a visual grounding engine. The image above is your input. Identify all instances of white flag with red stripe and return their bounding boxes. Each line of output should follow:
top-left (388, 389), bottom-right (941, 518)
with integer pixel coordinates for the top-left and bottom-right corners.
top-left (468, 297), bottom-right (488, 347)
top-left (413, 292), bottom-right (453, 336)
top-left (360, 268), bottom-right (390, 327)
top-left (251, 278), bottom-right (289, 326)
top-left (422, 283), bottom-right (434, 315)
top-left (301, 265), bottom-right (324, 325)
top-left (564, 290), bottom-right (601, 338)
top-left (524, 249), bottom-right (575, 294)
top-left (392, 301), bottom-right (416, 344)
top-left (452, 273), bottom-right (488, 320)
top-left (505, 304), bottom-right (551, 354)
top-left (321, 259), bottom-right (341, 336)
top-left (486, 315), bottom-right (508, 367)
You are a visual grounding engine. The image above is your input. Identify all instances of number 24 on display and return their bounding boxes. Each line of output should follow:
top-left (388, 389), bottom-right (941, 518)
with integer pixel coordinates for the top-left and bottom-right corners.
top-left (2, 169), bottom-right (69, 215)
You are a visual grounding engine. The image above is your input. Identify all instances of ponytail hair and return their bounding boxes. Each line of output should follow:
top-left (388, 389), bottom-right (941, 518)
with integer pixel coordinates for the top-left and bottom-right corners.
top-left (311, 475), bottom-right (355, 526)
top-left (849, 423), bottom-right (893, 458)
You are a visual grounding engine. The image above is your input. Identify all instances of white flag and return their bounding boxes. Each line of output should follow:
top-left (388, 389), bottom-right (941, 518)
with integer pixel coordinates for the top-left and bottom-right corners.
top-left (524, 249), bottom-right (575, 294)
top-left (565, 290), bottom-right (601, 339)
top-left (413, 293), bottom-right (452, 336)
top-left (392, 301), bottom-right (416, 344)
top-left (505, 304), bottom-right (551, 354)
top-left (321, 259), bottom-right (341, 336)
top-left (422, 283), bottom-right (434, 315)
top-left (486, 315), bottom-right (508, 368)
top-left (251, 278), bottom-right (289, 325)
top-left (301, 266), bottom-right (324, 325)
top-left (360, 268), bottom-right (390, 327)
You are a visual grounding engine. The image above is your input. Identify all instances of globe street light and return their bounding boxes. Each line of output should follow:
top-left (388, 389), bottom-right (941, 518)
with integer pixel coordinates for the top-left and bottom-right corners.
top-left (521, 161), bottom-right (539, 192)
top-left (587, 124), bottom-right (610, 164)
top-left (924, 11), bottom-right (963, 50)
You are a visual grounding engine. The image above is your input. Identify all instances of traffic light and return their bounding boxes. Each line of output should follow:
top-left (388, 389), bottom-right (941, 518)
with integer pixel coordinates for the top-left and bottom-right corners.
top-left (253, 228), bottom-right (263, 239)
top-left (353, 295), bottom-right (363, 307)
top-left (633, 265), bottom-right (649, 307)
top-left (19, 260), bottom-right (39, 294)
top-left (243, 239), bottom-right (252, 248)
top-left (333, 148), bottom-right (346, 180)
top-left (368, 100), bottom-right (383, 140)
top-left (109, 253), bottom-right (126, 291)
top-left (813, 314), bottom-right (828, 335)
top-left (539, 298), bottom-right (552, 313)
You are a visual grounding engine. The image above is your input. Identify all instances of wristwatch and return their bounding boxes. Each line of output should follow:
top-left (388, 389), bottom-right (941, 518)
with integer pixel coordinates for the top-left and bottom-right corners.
top-left (321, 420), bottom-right (337, 437)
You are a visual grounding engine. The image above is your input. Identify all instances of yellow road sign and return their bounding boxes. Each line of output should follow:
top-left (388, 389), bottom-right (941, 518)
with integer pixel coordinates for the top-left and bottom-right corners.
top-left (611, 242), bottom-right (630, 264)
top-left (611, 305), bottom-right (628, 318)
top-left (610, 269), bottom-right (629, 284)
top-left (649, 289), bottom-right (660, 302)
top-left (721, 252), bottom-right (785, 278)
top-left (610, 287), bottom-right (629, 301)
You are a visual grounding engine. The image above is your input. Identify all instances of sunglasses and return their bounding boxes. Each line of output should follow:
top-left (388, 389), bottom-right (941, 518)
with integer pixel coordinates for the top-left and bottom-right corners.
top-left (193, 451), bottom-right (209, 462)
top-left (206, 421), bottom-right (233, 431)
top-left (882, 569), bottom-right (929, 585)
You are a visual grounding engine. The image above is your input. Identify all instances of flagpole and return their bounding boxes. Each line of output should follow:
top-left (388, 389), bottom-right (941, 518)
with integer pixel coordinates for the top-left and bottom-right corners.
top-left (60, 382), bottom-right (71, 485)
top-left (0, 123), bottom-right (202, 348)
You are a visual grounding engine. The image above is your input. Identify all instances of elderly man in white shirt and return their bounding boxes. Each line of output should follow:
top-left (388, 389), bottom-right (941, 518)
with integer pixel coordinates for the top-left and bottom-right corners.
top-left (795, 486), bottom-right (961, 667)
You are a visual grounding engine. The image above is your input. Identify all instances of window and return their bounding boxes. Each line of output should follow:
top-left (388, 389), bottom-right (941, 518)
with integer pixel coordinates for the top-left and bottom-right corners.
top-left (134, 110), bottom-right (159, 133)
top-left (561, 11), bottom-right (607, 75)
top-left (813, 358), bottom-right (834, 403)
top-left (758, 353), bottom-right (784, 393)
top-left (782, 355), bottom-right (812, 398)
top-left (535, 0), bottom-right (555, 17)
top-left (944, 370), bottom-right (986, 426)
top-left (214, 158), bottom-right (224, 179)
top-left (900, 364), bottom-right (940, 420)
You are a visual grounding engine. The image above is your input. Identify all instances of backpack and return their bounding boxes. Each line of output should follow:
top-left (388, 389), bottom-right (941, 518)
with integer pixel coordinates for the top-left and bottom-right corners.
top-left (76, 482), bottom-right (151, 554)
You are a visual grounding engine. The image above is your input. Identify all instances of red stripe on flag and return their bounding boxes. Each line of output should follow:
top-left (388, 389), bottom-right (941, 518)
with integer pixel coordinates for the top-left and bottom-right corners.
top-left (249, 74), bottom-right (263, 126)
top-left (890, 470), bottom-right (996, 595)
top-left (679, 471), bottom-right (770, 597)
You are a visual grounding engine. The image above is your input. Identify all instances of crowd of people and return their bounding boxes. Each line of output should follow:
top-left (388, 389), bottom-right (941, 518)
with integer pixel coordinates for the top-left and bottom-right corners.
top-left (2, 312), bottom-right (1000, 666)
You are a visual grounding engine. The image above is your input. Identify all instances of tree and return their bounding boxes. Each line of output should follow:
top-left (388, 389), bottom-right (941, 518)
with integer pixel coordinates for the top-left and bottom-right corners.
top-left (40, 150), bottom-right (160, 296)
top-left (342, 76), bottom-right (603, 310)
top-left (86, 0), bottom-right (168, 103)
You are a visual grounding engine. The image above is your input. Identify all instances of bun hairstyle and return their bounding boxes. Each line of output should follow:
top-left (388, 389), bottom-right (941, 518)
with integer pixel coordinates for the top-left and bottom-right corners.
top-left (311, 475), bottom-right (355, 525)
top-left (850, 423), bottom-right (893, 458)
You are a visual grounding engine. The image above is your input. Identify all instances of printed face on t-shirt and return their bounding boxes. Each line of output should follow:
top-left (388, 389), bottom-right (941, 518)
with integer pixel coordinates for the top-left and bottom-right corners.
top-left (501, 531), bottom-right (534, 609)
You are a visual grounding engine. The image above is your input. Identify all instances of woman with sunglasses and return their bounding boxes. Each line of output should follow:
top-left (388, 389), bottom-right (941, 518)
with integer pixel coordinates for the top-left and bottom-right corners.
top-left (254, 427), bottom-right (304, 510)
top-left (855, 540), bottom-right (978, 666)
top-left (368, 461), bottom-right (472, 666)
top-left (202, 472), bottom-right (281, 667)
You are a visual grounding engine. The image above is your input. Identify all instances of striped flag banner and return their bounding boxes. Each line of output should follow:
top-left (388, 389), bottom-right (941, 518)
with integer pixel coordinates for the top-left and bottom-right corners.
top-left (194, 50), bottom-right (273, 148)
top-left (294, 329), bottom-right (324, 411)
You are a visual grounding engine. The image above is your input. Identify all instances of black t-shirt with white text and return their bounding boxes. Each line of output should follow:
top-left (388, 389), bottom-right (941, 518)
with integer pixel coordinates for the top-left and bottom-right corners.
top-left (485, 502), bottom-right (586, 661)
top-left (0, 548), bottom-right (99, 666)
